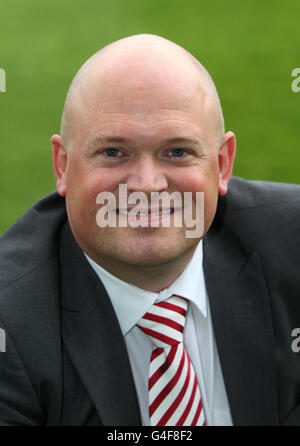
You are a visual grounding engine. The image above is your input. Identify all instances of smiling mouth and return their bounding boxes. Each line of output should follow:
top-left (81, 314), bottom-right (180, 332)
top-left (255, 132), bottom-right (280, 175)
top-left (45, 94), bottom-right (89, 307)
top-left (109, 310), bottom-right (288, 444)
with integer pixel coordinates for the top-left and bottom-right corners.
top-left (117, 208), bottom-right (175, 217)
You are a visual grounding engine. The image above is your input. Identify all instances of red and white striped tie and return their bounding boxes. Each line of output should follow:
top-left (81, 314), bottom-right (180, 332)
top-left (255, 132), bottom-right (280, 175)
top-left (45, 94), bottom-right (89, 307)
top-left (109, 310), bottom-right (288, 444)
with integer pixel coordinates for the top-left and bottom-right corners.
top-left (137, 295), bottom-right (206, 426)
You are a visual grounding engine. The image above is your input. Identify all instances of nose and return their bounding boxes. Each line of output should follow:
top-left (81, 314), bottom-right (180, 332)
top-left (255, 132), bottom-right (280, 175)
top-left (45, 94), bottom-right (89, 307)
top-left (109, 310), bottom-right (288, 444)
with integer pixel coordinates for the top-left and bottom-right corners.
top-left (126, 154), bottom-right (168, 194)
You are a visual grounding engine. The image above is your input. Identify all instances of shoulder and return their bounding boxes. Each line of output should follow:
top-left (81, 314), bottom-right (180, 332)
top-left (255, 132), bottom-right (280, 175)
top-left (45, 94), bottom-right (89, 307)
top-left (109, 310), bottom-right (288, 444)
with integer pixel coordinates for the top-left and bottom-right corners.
top-left (0, 192), bottom-right (67, 339)
top-left (215, 176), bottom-right (300, 257)
top-left (0, 192), bottom-right (67, 293)
top-left (0, 192), bottom-right (67, 336)
top-left (226, 176), bottom-right (300, 211)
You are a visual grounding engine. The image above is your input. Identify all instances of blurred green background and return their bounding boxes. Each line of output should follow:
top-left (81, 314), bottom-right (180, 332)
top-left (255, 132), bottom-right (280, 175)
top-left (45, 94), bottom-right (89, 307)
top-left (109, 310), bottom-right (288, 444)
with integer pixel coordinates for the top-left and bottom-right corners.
top-left (0, 0), bottom-right (299, 233)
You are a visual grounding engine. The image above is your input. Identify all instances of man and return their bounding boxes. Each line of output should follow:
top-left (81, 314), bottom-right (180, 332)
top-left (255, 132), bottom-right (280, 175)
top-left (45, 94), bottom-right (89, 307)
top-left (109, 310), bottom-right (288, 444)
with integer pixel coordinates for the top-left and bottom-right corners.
top-left (0, 34), bottom-right (300, 426)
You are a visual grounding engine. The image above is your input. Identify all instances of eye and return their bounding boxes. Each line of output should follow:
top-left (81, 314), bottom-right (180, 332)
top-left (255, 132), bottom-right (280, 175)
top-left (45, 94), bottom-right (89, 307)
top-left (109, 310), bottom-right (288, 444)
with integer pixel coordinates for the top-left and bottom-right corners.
top-left (104, 148), bottom-right (121, 157)
top-left (169, 148), bottom-right (186, 157)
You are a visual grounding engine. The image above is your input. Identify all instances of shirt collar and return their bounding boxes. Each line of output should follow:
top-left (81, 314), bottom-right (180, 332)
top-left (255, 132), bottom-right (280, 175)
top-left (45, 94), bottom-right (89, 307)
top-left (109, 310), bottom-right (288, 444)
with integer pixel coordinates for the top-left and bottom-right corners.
top-left (84, 240), bottom-right (207, 336)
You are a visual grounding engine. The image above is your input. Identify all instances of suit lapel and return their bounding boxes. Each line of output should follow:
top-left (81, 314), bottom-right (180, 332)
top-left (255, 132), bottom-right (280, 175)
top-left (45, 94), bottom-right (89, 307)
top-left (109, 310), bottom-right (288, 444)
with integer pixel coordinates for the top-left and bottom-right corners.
top-left (203, 223), bottom-right (278, 425)
top-left (59, 223), bottom-right (141, 426)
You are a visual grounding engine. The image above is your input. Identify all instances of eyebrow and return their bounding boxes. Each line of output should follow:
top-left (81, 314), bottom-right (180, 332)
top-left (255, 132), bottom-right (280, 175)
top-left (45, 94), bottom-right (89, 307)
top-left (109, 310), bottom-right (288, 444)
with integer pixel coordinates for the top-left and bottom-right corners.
top-left (86, 135), bottom-right (203, 153)
top-left (86, 136), bottom-right (131, 152)
top-left (163, 137), bottom-right (201, 145)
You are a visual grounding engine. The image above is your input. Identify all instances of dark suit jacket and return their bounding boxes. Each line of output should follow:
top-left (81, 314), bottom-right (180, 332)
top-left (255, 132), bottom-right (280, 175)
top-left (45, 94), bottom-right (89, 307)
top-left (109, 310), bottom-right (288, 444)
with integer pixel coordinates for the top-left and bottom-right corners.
top-left (1, 176), bottom-right (300, 426)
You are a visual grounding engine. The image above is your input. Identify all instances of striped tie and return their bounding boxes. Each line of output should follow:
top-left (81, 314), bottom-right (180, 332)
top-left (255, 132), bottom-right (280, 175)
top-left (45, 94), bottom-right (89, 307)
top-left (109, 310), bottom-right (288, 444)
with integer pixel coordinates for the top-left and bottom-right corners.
top-left (137, 295), bottom-right (206, 426)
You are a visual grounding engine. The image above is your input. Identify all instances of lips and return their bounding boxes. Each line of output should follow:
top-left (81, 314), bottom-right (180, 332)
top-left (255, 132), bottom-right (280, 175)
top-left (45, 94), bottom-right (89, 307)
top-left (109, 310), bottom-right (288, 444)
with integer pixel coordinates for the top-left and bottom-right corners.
top-left (117, 208), bottom-right (175, 217)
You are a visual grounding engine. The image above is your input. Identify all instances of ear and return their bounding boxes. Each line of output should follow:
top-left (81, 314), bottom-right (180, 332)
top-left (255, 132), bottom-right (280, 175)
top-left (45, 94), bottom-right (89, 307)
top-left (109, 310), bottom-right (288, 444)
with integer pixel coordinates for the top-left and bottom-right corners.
top-left (218, 131), bottom-right (236, 196)
top-left (51, 134), bottom-right (68, 197)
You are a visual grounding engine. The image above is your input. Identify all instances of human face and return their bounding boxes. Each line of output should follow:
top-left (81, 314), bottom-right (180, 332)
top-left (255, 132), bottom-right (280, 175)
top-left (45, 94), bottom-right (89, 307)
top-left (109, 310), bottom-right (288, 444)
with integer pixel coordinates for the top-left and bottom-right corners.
top-left (53, 66), bottom-right (235, 276)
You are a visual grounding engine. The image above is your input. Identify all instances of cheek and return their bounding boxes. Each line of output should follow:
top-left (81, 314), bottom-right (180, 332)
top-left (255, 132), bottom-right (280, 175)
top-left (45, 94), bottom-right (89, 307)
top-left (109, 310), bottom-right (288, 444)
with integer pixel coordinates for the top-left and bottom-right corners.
top-left (173, 164), bottom-right (219, 196)
top-left (66, 161), bottom-right (124, 230)
top-left (66, 158), bottom-right (118, 200)
top-left (175, 167), bottom-right (219, 231)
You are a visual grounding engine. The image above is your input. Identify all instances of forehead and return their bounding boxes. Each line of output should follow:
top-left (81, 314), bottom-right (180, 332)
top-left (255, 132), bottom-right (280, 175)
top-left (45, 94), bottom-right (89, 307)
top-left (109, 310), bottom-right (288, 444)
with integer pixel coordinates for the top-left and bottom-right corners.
top-left (69, 49), bottom-right (217, 148)
top-left (81, 97), bottom-right (210, 152)
top-left (85, 111), bottom-right (207, 151)
top-left (81, 60), bottom-right (202, 111)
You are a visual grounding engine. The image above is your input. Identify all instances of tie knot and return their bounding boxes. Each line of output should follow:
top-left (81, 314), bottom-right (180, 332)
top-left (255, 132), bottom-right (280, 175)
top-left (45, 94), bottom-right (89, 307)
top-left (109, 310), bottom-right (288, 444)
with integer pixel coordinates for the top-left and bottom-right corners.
top-left (137, 295), bottom-right (188, 348)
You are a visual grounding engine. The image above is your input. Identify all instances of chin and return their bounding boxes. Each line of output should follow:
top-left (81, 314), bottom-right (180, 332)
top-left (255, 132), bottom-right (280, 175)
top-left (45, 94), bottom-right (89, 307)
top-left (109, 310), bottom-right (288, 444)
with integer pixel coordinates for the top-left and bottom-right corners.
top-left (121, 240), bottom-right (196, 268)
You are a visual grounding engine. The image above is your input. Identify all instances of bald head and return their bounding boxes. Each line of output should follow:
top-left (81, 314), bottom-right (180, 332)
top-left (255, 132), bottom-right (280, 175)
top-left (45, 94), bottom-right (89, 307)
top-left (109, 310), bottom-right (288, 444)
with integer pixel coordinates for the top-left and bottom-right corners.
top-left (60, 34), bottom-right (225, 149)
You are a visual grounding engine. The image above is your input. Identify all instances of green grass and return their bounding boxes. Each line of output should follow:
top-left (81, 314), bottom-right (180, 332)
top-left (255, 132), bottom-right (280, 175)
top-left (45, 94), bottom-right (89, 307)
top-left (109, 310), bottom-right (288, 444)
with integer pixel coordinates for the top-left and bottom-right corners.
top-left (1, 0), bottom-right (299, 233)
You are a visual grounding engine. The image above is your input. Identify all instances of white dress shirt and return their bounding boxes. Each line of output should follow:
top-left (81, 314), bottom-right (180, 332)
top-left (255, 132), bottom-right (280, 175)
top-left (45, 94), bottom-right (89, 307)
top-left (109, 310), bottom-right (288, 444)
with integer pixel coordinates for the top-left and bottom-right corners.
top-left (85, 241), bottom-right (233, 426)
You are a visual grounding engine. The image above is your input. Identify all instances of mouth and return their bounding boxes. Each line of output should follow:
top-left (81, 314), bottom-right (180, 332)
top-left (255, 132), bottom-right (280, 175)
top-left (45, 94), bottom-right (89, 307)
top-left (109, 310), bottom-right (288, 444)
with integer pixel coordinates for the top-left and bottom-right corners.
top-left (117, 208), bottom-right (175, 217)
